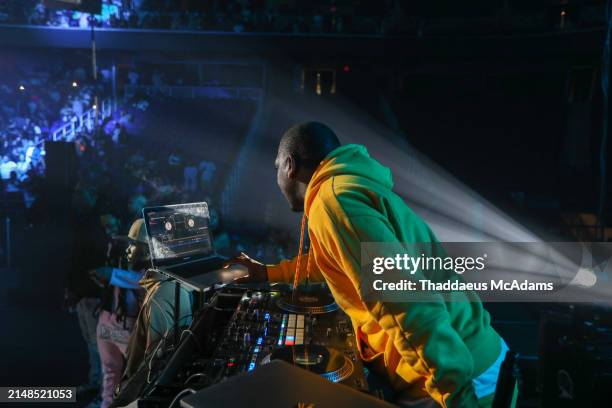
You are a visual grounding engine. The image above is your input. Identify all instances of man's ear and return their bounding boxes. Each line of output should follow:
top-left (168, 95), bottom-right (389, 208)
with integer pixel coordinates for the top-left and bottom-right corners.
top-left (285, 154), bottom-right (299, 180)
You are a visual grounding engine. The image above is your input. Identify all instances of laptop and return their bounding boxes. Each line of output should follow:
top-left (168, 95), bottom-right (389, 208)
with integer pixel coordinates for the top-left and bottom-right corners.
top-left (142, 202), bottom-right (248, 292)
top-left (180, 360), bottom-right (396, 408)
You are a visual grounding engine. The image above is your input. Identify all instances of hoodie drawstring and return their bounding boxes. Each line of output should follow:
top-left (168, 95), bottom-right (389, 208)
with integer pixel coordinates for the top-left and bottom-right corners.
top-left (292, 214), bottom-right (311, 297)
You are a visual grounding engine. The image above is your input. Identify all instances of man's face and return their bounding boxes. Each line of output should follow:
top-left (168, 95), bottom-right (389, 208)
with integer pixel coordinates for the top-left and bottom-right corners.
top-left (126, 241), bottom-right (149, 270)
top-left (275, 149), bottom-right (303, 212)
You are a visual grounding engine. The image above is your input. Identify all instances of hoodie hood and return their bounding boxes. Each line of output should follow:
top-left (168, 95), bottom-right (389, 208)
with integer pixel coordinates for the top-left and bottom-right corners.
top-left (304, 144), bottom-right (393, 215)
top-left (139, 269), bottom-right (163, 294)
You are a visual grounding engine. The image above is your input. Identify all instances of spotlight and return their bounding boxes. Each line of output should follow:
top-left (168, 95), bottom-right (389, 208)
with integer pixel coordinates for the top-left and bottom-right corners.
top-left (72, 81), bottom-right (78, 87)
top-left (571, 266), bottom-right (597, 288)
top-left (19, 85), bottom-right (25, 91)
top-left (92, 104), bottom-right (97, 109)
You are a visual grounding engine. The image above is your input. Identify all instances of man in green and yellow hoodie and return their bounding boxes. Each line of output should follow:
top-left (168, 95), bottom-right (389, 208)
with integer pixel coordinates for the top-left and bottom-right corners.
top-left (228, 122), bottom-right (512, 408)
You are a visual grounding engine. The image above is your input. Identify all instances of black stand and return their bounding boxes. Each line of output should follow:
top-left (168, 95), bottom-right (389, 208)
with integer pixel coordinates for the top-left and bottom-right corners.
top-left (492, 351), bottom-right (518, 408)
top-left (174, 279), bottom-right (180, 347)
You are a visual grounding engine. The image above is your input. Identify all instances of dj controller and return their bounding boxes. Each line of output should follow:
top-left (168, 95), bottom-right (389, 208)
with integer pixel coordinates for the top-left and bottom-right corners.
top-left (206, 289), bottom-right (368, 391)
top-left (128, 286), bottom-right (375, 407)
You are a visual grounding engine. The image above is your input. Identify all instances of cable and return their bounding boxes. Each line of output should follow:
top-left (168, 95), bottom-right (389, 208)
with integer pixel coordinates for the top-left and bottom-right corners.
top-left (168, 388), bottom-right (196, 408)
top-left (145, 298), bottom-right (180, 384)
top-left (146, 326), bottom-right (170, 384)
top-left (179, 329), bottom-right (195, 342)
top-left (143, 277), bottom-right (196, 385)
top-left (145, 309), bottom-right (196, 384)
top-left (177, 327), bottom-right (203, 354)
top-left (184, 372), bottom-right (206, 384)
top-left (145, 313), bottom-right (194, 384)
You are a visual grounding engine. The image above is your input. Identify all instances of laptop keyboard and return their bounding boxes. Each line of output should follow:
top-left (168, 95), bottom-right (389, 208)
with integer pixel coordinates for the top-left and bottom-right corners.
top-left (168, 257), bottom-right (225, 278)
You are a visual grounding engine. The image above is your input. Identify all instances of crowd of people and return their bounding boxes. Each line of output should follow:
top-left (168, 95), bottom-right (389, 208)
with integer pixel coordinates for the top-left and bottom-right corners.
top-left (0, 0), bottom-right (607, 36)
top-left (1, 0), bottom-right (400, 35)
top-left (0, 54), bottom-right (106, 207)
top-left (0, 51), bottom-right (287, 259)
top-left (0, 54), bottom-right (202, 214)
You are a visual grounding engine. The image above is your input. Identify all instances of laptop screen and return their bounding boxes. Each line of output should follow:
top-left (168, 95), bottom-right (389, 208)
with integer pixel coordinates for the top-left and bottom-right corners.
top-left (142, 202), bottom-right (214, 266)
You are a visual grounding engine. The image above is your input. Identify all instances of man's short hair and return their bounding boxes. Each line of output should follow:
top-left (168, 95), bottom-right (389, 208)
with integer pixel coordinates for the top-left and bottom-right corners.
top-left (279, 122), bottom-right (341, 168)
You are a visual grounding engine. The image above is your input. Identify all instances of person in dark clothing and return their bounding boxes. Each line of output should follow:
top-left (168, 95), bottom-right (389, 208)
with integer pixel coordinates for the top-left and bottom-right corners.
top-left (64, 187), bottom-right (108, 395)
top-left (88, 217), bottom-right (145, 408)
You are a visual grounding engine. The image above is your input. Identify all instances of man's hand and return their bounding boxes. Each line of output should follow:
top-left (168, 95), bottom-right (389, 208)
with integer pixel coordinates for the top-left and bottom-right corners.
top-left (223, 252), bottom-right (268, 283)
top-left (89, 266), bottom-right (113, 287)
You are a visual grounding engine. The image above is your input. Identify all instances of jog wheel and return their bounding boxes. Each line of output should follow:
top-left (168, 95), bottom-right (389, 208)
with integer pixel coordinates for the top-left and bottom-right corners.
top-left (277, 292), bottom-right (339, 314)
top-left (268, 345), bottom-right (353, 383)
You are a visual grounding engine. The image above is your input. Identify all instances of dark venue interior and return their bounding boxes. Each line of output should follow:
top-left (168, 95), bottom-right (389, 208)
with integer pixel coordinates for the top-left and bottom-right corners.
top-left (0, 1), bottom-right (611, 407)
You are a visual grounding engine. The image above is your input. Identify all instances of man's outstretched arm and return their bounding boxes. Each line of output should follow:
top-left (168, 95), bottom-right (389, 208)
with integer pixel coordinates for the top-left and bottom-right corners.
top-left (224, 252), bottom-right (324, 284)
